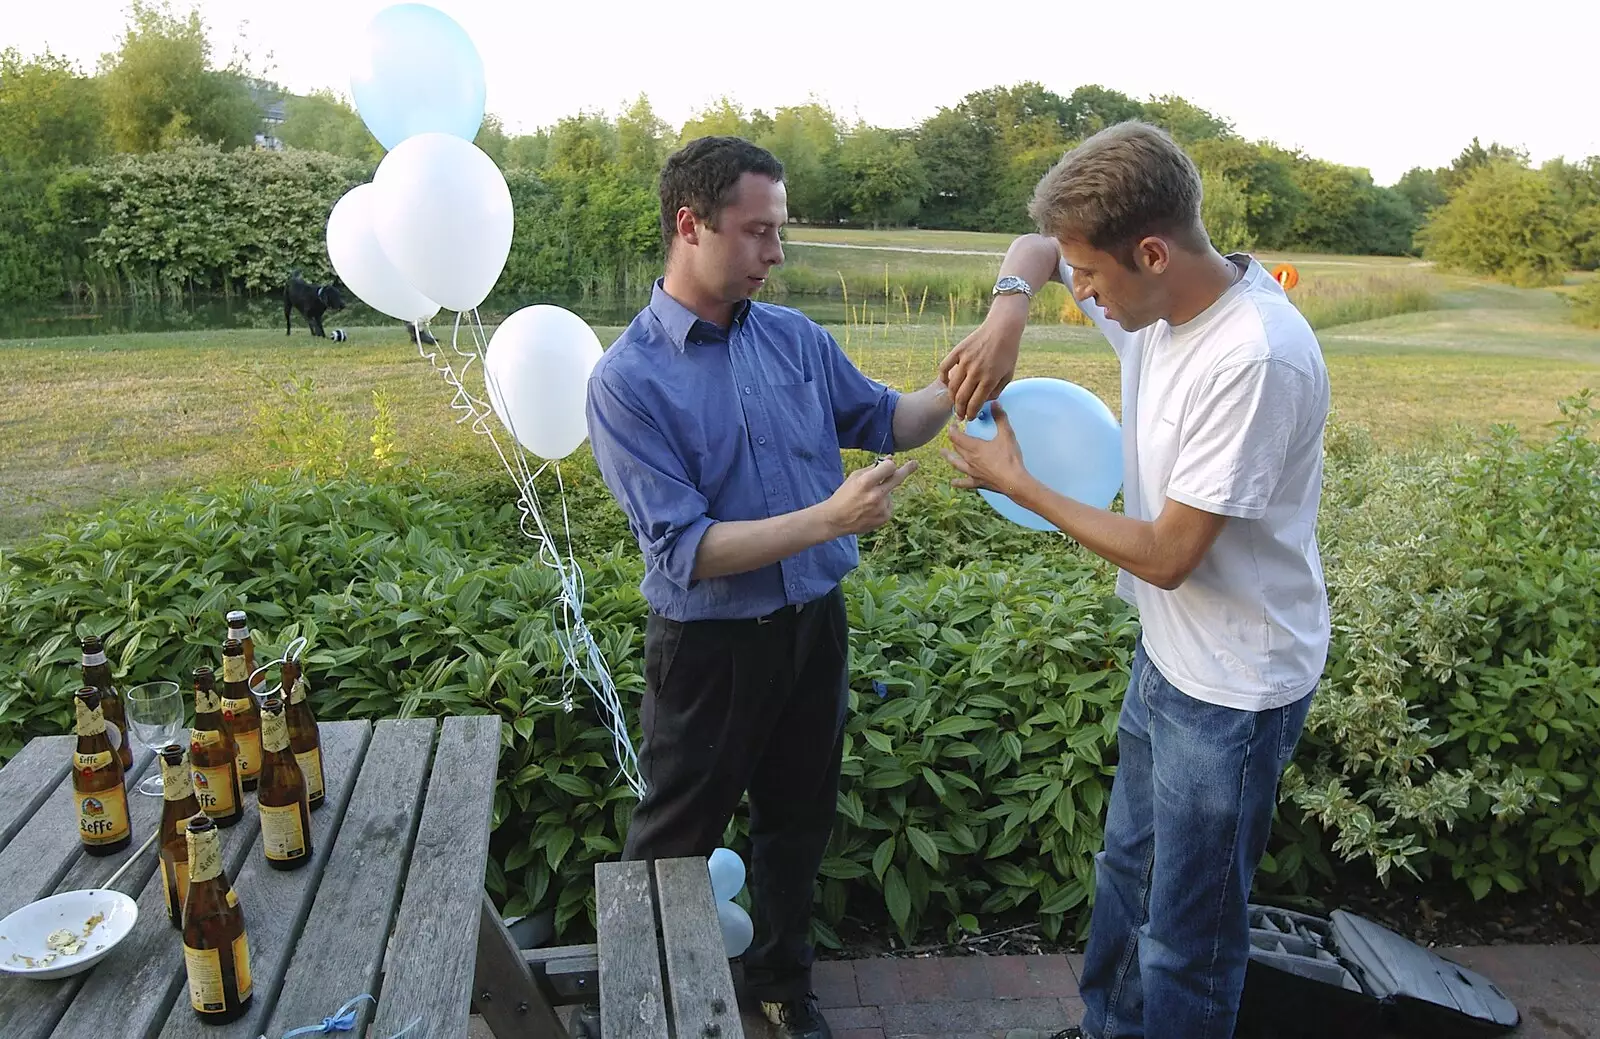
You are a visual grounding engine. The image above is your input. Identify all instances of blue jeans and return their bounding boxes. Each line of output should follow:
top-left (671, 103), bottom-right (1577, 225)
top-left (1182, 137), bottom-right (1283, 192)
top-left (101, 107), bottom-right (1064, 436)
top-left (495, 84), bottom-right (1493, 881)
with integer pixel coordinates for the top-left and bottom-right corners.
top-left (1078, 639), bottom-right (1312, 1039)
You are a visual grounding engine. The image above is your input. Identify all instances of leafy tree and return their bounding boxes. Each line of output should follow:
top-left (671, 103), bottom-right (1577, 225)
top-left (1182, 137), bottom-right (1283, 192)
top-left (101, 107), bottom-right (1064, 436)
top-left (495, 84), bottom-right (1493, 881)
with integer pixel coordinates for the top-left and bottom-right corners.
top-left (1199, 169), bottom-right (1254, 253)
top-left (1142, 94), bottom-right (1232, 144)
top-left (503, 131), bottom-right (549, 170)
top-left (1188, 137), bottom-right (1304, 248)
top-left (914, 105), bottom-right (998, 229)
top-left (99, 1), bottom-right (262, 153)
top-left (615, 95), bottom-right (670, 183)
top-left (1288, 159), bottom-right (1414, 255)
top-left (1440, 136), bottom-right (1529, 192)
top-left (1419, 160), bottom-right (1569, 286)
top-left (1062, 84), bottom-right (1144, 137)
top-left (1395, 166), bottom-right (1448, 220)
top-left (1542, 156), bottom-right (1600, 269)
top-left (473, 113), bottom-right (510, 167)
top-left (543, 113), bottom-right (617, 175)
top-left (757, 102), bottom-right (843, 223)
top-left (277, 89), bottom-right (381, 162)
top-left (0, 48), bottom-right (106, 170)
top-left (835, 125), bottom-right (926, 227)
top-left (678, 97), bottom-right (750, 142)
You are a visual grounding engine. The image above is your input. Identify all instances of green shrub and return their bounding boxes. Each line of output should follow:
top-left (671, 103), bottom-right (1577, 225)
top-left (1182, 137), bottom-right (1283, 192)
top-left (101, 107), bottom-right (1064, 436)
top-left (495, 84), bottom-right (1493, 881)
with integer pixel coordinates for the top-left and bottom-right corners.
top-left (1281, 393), bottom-right (1600, 897)
top-left (2, 396), bottom-right (1596, 946)
top-left (1569, 278), bottom-right (1600, 329)
top-left (1419, 161), bottom-right (1571, 287)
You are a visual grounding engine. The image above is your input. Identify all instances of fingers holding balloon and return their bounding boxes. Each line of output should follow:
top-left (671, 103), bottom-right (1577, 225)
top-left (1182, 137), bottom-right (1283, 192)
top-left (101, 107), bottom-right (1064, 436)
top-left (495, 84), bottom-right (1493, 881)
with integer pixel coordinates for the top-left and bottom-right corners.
top-left (947, 379), bottom-right (1123, 532)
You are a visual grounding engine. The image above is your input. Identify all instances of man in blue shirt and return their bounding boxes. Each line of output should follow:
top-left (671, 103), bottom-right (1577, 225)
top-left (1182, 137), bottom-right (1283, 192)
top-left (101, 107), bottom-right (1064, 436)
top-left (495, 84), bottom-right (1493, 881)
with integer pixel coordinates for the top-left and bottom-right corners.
top-left (586, 137), bottom-right (952, 1038)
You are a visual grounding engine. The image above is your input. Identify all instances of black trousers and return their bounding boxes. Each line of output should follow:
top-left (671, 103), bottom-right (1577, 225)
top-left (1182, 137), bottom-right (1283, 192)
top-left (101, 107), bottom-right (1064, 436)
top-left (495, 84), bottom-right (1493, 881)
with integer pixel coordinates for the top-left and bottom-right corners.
top-left (622, 587), bottom-right (849, 1003)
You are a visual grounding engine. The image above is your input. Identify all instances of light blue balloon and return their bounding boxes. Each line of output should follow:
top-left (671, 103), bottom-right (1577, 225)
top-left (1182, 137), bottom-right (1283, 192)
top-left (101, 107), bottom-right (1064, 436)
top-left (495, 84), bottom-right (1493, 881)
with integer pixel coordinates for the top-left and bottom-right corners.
top-left (964, 378), bottom-right (1123, 530)
top-left (350, 4), bottom-right (486, 151)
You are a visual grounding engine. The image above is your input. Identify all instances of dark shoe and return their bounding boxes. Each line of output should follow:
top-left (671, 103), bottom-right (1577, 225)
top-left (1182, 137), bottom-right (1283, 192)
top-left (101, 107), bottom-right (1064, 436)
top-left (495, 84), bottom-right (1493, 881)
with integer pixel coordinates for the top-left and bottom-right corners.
top-left (760, 993), bottom-right (832, 1039)
top-left (1004, 1029), bottom-right (1087, 1039)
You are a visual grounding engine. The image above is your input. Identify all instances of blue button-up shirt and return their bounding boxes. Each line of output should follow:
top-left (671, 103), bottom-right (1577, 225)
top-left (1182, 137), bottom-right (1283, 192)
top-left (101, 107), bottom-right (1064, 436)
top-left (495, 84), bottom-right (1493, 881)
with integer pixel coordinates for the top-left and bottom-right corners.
top-left (586, 281), bottom-right (901, 622)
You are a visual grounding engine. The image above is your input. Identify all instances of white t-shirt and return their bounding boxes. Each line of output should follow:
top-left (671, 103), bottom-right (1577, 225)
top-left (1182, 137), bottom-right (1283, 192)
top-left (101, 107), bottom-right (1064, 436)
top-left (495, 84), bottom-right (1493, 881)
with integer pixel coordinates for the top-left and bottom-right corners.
top-left (1061, 254), bottom-right (1331, 711)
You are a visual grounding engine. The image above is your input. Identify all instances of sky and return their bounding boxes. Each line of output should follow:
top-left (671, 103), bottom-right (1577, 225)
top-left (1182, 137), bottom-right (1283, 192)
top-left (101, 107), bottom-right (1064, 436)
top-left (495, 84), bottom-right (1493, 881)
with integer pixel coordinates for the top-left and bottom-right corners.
top-left (5, 0), bottom-right (1598, 186)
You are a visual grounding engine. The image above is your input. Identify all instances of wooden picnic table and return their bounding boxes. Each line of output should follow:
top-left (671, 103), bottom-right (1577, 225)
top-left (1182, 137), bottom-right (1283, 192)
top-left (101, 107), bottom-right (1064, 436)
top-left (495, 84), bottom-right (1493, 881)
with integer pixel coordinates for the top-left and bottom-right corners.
top-left (1, 713), bottom-right (752, 1039)
top-left (0, 714), bottom-right (572, 1039)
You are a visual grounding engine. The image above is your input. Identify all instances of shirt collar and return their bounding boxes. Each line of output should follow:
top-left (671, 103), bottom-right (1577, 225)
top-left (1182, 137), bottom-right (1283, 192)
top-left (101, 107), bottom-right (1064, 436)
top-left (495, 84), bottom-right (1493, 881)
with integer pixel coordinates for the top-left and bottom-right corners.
top-left (649, 279), bottom-right (752, 349)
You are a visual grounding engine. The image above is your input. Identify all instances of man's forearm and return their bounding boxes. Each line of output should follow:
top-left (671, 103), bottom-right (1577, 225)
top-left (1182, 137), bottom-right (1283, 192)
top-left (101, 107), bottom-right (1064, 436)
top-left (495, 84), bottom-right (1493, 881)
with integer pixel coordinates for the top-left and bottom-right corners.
top-left (1009, 477), bottom-right (1181, 589)
top-left (983, 233), bottom-right (1068, 338)
top-left (1001, 233), bottom-right (1066, 293)
top-left (690, 506), bottom-right (838, 581)
top-left (891, 380), bottom-right (952, 450)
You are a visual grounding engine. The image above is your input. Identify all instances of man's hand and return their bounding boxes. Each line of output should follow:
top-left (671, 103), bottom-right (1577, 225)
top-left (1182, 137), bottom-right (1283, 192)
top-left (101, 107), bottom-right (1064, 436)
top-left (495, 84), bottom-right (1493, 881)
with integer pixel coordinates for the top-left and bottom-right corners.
top-left (823, 456), bottom-right (919, 536)
top-left (942, 403), bottom-right (1030, 499)
top-left (938, 296), bottom-right (1027, 421)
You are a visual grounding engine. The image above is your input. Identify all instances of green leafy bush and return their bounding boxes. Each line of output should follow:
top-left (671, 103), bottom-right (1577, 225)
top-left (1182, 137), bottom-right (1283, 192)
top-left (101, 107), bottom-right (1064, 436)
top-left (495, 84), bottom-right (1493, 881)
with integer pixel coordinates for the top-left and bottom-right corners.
top-left (2, 397), bottom-right (1597, 945)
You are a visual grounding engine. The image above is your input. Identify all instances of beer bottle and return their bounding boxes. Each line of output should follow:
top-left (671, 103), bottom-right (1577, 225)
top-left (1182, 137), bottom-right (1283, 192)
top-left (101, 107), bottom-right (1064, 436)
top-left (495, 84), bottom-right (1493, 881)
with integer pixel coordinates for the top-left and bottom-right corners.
top-left (79, 635), bottom-right (133, 773)
top-left (182, 815), bottom-right (253, 1023)
top-left (219, 639), bottom-right (262, 792)
top-left (158, 744), bottom-right (203, 929)
top-left (73, 687), bottom-right (132, 856)
top-left (281, 657), bottom-right (324, 810)
top-left (190, 667), bottom-right (244, 828)
top-left (225, 610), bottom-right (267, 698)
top-left (257, 697), bottom-right (313, 870)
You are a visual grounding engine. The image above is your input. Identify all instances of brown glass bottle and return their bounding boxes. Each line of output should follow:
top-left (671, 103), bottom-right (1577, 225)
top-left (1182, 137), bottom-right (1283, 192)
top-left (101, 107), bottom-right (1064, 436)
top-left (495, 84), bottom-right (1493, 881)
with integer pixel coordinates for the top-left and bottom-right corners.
top-left (73, 687), bottom-right (132, 856)
top-left (257, 697), bottom-right (313, 870)
top-left (182, 815), bottom-right (253, 1023)
top-left (225, 609), bottom-right (267, 698)
top-left (79, 635), bottom-right (133, 774)
top-left (280, 658), bottom-right (325, 810)
top-left (219, 639), bottom-right (262, 792)
top-left (158, 744), bottom-right (202, 928)
top-left (190, 667), bottom-right (244, 828)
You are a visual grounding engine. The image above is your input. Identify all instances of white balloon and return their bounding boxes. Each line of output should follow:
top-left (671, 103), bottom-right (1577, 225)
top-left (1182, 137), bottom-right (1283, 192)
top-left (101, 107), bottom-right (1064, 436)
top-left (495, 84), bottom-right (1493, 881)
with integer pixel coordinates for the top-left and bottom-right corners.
top-left (708, 848), bottom-right (746, 902)
top-left (372, 133), bottom-right (512, 312)
top-left (716, 900), bottom-right (753, 958)
top-left (326, 184), bottom-right (440, 323)
top-left (483, 305), bottom-right (604, 460)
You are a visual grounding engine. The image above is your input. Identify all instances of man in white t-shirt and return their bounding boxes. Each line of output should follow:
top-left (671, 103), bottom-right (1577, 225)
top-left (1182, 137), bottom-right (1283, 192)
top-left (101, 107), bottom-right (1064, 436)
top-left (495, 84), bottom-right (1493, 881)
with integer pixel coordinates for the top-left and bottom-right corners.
top-left (938, 121), bottom-right (1330, 1039)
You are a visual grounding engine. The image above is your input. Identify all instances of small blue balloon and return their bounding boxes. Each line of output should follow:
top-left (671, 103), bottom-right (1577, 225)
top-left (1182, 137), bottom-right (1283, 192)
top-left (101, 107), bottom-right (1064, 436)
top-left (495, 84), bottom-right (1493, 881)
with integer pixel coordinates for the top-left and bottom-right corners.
top-left (351, 4), bottom-right (486, 151)
top-left (964, 378), bottom-right (1123, 530)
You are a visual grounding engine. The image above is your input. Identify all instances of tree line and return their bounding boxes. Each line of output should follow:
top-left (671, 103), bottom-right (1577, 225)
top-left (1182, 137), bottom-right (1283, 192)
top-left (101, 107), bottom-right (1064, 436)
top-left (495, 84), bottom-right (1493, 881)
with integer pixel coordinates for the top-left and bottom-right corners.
top-left (1, 1), bottom-right (1596, 305)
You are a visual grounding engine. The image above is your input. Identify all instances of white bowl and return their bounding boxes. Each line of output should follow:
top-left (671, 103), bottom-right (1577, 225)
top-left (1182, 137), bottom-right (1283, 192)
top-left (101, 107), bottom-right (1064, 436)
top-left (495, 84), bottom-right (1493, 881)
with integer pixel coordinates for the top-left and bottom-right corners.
top-left (0, 889), bottom-right (139, 980)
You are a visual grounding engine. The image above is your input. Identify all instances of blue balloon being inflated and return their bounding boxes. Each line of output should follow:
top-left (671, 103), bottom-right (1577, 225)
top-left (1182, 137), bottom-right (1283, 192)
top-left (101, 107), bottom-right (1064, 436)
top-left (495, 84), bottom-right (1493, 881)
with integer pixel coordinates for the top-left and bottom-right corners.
top-left (351, 4), bottom-right (486, 151)
top-left (964, 378), bottom-right (1123, 530)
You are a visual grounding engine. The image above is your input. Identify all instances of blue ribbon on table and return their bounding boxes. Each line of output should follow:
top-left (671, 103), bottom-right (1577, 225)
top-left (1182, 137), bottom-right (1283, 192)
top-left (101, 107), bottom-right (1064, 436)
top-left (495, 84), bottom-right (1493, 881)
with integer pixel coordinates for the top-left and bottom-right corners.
top-left (267, 995), bottom-right (421, 1039)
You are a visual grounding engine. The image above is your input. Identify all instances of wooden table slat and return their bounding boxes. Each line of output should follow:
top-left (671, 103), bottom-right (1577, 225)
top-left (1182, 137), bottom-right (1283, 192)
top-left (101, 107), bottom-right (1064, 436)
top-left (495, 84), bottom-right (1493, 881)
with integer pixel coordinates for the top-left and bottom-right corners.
top-left (0, 750), bottom-right (173, 1039)
top-left (368, 714), bottom-right (502, 1039)
top-left (259, 719), bottom-right (436, 1039)
top-left (157, 720), bottom-right (374, 1039)
top-left (597, 859), bottom-right (670, 1039)
top-left (0, 746), bottom-right (157, 923)
top-left (0, 735), bottom-right (75, 853)
top-left (655, 857), bottom-right (744, 1039)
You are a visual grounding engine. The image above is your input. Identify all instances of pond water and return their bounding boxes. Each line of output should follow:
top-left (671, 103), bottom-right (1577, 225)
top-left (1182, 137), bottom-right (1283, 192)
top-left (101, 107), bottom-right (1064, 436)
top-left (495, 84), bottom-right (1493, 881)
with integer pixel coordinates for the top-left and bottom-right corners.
top-left (0, 292), bottom-right (999, 340)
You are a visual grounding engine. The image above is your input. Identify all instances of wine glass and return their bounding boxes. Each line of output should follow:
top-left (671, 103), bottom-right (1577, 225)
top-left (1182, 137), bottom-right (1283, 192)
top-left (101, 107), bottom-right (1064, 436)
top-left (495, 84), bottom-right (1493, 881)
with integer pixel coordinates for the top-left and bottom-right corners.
top-left (124, 682), bottom-right (186, 797)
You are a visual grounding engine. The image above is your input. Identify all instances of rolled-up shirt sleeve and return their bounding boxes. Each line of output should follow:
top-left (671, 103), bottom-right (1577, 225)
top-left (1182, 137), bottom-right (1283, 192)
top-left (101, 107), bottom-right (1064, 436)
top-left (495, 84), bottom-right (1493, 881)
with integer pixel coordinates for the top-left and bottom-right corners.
top-left (585, 369), bottom-right (714, 591)
top-left (817, 326), bottom-right (901, 453)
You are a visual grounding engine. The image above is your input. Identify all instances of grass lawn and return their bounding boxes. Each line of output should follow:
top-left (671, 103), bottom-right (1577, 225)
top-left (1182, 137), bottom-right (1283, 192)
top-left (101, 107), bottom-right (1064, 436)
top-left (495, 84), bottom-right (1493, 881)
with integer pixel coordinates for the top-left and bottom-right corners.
top-left (3, 238), bottom-right (1597, 545)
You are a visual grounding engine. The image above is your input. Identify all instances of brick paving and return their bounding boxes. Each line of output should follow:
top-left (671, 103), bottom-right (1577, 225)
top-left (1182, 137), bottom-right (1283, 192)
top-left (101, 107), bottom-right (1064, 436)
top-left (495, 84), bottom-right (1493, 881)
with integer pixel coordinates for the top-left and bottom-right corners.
top-left (472, 944), bottom-right (1600, 1038)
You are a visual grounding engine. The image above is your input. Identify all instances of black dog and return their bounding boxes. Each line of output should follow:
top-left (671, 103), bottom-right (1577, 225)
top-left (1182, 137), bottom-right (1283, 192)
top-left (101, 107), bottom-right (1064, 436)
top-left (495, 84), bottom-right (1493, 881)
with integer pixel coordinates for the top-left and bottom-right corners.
top-left (284, 270), bottom-right (346, 337)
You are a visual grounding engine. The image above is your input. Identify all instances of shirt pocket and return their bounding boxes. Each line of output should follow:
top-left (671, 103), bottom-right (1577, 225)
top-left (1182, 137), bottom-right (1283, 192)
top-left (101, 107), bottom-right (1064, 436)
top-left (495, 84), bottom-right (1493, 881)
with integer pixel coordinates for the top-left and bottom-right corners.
top-left (770, 378), bottom-right (832, 461)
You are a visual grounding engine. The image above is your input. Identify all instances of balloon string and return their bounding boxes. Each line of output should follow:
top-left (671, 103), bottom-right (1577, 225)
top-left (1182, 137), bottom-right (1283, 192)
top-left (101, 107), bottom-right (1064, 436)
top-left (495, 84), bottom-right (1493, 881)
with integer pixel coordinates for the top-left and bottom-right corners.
top-left (411, 315), bottom-right (644, 800)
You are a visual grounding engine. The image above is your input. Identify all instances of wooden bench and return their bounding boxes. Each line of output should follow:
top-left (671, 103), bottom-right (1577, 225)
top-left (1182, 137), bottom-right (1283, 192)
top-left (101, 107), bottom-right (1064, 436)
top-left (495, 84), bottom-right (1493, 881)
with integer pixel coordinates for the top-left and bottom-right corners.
top-left (592, 857), bottom-right (746, 1039)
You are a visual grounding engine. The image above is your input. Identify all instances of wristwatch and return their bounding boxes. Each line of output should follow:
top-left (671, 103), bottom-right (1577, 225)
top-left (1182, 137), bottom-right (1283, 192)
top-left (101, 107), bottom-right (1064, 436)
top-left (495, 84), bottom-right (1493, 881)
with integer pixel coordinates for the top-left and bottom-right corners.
top-left (992, 275), bottom-right (1034, 298)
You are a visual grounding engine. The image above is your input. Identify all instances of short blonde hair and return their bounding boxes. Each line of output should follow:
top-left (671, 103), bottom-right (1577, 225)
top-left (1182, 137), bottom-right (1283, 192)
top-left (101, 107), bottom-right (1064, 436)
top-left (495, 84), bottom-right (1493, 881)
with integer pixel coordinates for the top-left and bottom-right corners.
top-left (1028, 121), bottom-right (1205, 267)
